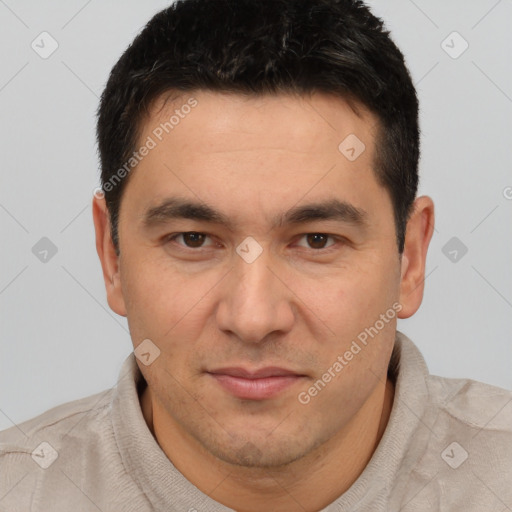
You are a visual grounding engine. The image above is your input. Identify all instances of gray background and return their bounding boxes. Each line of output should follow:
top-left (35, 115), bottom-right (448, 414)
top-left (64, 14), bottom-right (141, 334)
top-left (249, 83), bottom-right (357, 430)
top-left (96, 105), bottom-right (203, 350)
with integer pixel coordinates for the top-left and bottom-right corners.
top-left (0, 0), bottom-right (511, 430)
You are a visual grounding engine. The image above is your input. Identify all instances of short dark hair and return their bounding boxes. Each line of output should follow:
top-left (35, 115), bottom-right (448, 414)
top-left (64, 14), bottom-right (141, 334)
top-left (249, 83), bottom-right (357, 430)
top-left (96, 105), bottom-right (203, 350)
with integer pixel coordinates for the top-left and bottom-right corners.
top-left (97, 0), bottom-right (419, 255)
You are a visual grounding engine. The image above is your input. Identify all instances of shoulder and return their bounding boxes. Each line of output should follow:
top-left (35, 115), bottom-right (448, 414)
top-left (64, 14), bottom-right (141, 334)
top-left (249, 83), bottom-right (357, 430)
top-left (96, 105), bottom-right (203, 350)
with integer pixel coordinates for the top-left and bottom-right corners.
top-left (0, 388), bottom-right (114, 461)
top-left (395, 332), bottom-right (512, 438)
top-left (0, 388), bottom-right (136, 510)
top-left (388, 334), bottom-right (512, 510)
top-left (426, 373), bottom-right (512, 433)
top-left (404, 374), bottom-right (512, 508)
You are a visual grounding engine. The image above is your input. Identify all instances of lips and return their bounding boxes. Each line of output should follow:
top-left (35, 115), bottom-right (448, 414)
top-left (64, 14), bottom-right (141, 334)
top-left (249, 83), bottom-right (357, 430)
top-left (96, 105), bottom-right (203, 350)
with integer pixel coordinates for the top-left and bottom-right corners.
top-left (207, 366), bottom-right (306, 400)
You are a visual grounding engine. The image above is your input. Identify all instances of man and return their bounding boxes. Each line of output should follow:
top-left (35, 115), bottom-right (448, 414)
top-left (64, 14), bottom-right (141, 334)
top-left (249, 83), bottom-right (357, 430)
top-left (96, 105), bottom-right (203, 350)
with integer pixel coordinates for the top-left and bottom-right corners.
top-left (1, 0), bottom-right (511, 510)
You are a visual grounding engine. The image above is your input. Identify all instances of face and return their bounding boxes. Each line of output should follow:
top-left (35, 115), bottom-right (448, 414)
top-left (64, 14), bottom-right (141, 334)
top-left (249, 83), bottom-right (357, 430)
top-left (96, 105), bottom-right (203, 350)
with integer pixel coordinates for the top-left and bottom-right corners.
top-left (103, 91), bottom-right (406, 468)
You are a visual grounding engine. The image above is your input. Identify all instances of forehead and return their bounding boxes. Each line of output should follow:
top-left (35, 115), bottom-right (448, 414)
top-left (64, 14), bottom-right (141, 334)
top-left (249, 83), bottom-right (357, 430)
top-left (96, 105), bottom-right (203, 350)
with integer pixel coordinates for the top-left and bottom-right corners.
top-left (145, 89), bottom-right (378, 155)
top-left (120, 90), bottom-right (391, 233)
top-left (135, 90), bottom-right (379, 187)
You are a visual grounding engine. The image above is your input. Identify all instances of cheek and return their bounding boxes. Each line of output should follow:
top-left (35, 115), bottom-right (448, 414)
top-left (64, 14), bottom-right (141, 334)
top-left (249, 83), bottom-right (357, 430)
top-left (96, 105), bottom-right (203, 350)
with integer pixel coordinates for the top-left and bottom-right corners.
top-left (299, 260), bottom-right (395, 333)
top-left (121, 255), bottom-right (221, 366)
top-left (291, 254), bottom-right (399, 372)
top-left (122, 253), bottom-right (193, 325)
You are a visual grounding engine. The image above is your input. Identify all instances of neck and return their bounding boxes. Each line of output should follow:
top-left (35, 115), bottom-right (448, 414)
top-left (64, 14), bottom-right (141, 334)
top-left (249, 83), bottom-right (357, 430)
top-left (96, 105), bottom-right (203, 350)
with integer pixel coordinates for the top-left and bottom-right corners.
top-left (140, 377), bottom-right (394, 512)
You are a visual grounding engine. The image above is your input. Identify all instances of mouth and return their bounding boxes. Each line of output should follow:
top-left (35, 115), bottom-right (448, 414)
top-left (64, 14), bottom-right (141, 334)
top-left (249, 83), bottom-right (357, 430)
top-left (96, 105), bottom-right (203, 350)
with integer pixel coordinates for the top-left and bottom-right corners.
top-left (206, 366), bottom-right (307, 400)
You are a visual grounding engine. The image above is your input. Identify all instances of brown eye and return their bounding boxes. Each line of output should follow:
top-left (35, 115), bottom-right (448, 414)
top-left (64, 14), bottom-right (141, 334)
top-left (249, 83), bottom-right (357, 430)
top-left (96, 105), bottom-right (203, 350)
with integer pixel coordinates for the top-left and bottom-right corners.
top-left (167, 232), bottom-right (214, 249)
top-left (295, 233), bottom-right (337, 250)
top-left (181, 232), bottom-right (207, 248)
top-left (306, 234), bottom-right (330, 249)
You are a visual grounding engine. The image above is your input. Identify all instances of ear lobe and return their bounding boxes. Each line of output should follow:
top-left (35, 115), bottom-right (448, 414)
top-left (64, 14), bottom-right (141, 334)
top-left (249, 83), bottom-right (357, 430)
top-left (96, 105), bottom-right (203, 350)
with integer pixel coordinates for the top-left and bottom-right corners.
top-left (397, 196), bottom-right (435, 319)
top-left (92, 195), bottom-right (127, 317)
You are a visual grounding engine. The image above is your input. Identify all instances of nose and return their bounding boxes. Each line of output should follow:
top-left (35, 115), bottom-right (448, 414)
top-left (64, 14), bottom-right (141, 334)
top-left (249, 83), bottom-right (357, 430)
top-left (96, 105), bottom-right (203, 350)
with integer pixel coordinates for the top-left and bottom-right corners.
top-left (215, 248), bottom-right (295, 344)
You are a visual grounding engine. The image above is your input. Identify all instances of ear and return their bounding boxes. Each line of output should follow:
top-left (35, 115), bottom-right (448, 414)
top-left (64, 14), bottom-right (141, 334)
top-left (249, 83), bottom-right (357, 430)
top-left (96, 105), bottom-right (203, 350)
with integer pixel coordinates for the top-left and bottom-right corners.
top-left (397, 195), bottom-right (435, 319)
top-left (92, 193), bottom-right (127, 317)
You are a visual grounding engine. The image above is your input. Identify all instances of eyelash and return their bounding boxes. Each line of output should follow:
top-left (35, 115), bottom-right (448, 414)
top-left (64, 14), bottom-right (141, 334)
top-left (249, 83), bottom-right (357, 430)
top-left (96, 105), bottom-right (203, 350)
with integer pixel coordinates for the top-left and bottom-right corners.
top-left (164, 232), bottom-right (344, 252)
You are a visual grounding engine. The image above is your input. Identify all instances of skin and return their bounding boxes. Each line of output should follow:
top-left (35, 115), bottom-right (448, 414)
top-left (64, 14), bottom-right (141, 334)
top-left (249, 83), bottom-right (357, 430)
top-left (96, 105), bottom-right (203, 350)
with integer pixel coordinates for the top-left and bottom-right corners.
top-left (93, 90), bottom-right (434, 511)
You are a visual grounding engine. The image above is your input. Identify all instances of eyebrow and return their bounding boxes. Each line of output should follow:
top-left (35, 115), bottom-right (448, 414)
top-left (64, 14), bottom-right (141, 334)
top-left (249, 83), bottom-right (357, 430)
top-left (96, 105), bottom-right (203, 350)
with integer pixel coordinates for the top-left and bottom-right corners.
top-left (141, 197), bottom-right (369, 231)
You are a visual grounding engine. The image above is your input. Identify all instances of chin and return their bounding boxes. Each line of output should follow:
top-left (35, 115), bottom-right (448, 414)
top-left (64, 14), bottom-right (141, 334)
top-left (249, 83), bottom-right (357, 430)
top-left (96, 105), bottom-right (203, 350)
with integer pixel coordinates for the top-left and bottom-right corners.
top-left (198, 428), bottom-right (317, 469)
